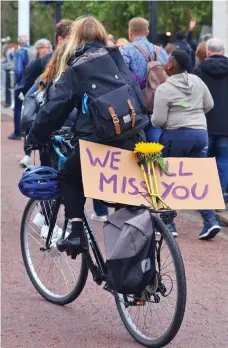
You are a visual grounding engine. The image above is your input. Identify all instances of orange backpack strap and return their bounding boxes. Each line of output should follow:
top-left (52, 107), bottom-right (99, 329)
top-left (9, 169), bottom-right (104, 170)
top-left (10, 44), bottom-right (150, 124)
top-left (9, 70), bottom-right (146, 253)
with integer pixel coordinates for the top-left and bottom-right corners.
top-left (127, 99), bottom-right (136, 128)
top-left (109, 107), bottom-right (121, 135)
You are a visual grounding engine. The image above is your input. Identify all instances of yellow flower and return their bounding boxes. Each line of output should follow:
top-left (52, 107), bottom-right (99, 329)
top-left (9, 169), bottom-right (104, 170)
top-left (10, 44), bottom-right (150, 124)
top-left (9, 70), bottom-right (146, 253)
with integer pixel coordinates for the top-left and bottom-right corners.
top-left (134, 142), bottom-right (164, 155)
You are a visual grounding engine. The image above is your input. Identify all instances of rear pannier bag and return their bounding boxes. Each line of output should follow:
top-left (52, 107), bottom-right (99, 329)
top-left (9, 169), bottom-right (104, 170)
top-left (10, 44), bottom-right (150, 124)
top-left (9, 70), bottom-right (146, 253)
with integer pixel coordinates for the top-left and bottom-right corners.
top-left (104, 207), bottom-right (156, 295)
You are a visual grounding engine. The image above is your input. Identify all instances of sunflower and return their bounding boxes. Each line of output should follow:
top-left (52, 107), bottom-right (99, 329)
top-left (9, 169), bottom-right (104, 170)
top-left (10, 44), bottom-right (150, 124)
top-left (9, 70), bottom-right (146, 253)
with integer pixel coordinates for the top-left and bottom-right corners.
top-left (134, 142), bottom-right (164, 155)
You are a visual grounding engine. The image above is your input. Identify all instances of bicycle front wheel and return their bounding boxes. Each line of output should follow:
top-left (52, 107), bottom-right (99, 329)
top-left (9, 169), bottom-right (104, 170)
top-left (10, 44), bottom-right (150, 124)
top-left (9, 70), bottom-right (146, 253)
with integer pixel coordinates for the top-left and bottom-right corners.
top-left (20, 198), bottom-right (88, 305)
top-left (115, 214), bottom-right (186, 348)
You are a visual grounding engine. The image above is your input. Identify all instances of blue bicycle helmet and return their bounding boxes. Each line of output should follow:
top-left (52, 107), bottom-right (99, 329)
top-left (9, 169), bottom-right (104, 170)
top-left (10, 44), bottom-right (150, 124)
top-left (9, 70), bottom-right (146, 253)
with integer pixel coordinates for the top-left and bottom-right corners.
top-left (18, 165), bottom-right (61, 200)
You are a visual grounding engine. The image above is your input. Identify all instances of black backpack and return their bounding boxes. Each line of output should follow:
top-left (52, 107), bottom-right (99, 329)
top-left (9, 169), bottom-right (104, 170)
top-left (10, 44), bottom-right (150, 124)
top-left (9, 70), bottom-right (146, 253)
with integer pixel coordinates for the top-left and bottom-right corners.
top-left (21, 83), bottom-right (49, 137)
top-left (71, 47), bottom-right (148, 142)
top-left (103, 207), bottom-right (156, 295)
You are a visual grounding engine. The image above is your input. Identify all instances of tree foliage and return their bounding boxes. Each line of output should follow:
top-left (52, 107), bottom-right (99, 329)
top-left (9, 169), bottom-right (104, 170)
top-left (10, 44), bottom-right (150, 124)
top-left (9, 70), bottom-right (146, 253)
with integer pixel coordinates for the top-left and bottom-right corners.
top-left (1, 0), bottom-right (212, 44)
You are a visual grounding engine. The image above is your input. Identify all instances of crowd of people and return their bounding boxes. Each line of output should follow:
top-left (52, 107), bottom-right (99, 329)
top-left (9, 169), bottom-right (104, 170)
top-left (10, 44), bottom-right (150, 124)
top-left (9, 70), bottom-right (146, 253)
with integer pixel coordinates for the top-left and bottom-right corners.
top-left (2, 15), bottom-right (228, 255)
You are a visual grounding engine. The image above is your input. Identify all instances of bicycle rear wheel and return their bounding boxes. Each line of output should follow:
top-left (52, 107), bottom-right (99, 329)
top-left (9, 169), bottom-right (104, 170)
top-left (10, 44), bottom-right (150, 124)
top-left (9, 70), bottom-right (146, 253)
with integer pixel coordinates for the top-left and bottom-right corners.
top-left (115, 214), bottom-right (186, 348)
top-left (20, 198), bottom-right (88, 305)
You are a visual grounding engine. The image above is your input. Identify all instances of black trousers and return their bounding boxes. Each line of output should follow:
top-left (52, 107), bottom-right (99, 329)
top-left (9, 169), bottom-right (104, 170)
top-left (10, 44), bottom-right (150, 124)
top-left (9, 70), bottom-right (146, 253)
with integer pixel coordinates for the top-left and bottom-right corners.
top-left (59, 133), bottom-right (145, 219)
top-left (24, 138), bottom-right (32, 156)
top-left (5, 69), bottom-right (11, 106)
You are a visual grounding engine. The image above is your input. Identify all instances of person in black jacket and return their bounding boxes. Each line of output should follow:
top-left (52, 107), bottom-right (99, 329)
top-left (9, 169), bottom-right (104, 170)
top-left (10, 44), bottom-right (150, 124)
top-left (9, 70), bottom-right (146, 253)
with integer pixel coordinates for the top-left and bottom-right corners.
top-left (186, 18), bottom-right (212, 69)
top-left (193, 38), bottom-right (228, 207)
top-left (25, 40), bottom-right (109, 227)
top-left (23, 19), bottom-right (73, 95)
top-left (174, 31), bottom-right (192, 72)
top-left (20, 19), bottom-right (73, 168)
top-left (26, 16), bottom-right (147, 257)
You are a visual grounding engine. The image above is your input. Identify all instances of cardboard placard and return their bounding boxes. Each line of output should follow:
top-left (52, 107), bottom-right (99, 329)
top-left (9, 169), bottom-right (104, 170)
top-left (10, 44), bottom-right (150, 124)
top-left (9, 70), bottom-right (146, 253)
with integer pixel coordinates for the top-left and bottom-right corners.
top-left (80, 140), bottom-right (225, 210)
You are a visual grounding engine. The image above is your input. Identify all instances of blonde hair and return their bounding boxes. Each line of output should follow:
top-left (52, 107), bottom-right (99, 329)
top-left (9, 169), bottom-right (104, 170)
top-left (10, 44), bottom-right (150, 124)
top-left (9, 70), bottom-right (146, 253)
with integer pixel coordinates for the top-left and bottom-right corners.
top-left (129, 17), bottom-right (149, 35)
top-left (116, 38), bottom-right (129, 48)
top-left (56, 16), bottom-right (107, 80)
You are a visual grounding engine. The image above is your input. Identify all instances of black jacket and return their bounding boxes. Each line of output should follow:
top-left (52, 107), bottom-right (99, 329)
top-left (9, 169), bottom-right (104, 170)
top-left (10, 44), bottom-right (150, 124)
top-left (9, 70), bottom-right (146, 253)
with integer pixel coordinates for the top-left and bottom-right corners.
top-left (193, 55), bottom-right (228, 136)
top-left (47, 82), bottom-right (77, 129)
top-left (29, 42), bottom-right (146, 145)
top-left (23, 52), bottom-right (52, 95)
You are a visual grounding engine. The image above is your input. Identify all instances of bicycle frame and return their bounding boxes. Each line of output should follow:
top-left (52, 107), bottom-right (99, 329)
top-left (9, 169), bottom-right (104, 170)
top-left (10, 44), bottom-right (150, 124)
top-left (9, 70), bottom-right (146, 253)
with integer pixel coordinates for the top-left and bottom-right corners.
top-left (83, 210), bottom-right (107, 285)
top-left (41, 194), bottom-right (107, 285)
top-left (41, 135), bottom-right (177, 287)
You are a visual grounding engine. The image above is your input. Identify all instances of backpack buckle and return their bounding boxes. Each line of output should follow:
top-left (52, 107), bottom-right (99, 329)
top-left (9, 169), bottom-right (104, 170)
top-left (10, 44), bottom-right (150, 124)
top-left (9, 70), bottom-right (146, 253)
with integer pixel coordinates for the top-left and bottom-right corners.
top-left (127, 99), bottom-right (136, 128)
top-left (109, 107), bottom-right (121, 135)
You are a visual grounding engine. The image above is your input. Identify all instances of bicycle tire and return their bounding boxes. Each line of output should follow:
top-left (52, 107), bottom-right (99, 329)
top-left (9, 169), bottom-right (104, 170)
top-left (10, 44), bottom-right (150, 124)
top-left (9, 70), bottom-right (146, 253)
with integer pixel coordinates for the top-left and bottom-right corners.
top-left (20, 198), bottom-right (89, 305)
top-left (115, 214), bottom-right (187, 348)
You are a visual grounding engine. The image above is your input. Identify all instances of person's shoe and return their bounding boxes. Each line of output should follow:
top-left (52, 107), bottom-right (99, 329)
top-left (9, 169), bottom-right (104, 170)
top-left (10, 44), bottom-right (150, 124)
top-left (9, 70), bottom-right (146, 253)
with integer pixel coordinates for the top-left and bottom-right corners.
top-left (20, 155), bottom-right (31, 168)
top-left (33, 213), bottom-right (45, 229)
top-left (198, 219), bottom-right (220, 240)
top-left (168, 223), bottom-right (178, 237)
top-left (91, 212), bottom-right (108, 222)
top-left (56, 237), bottom-right (87, 259)
top-left (8, 133), bottom-right (21, 140)
top-left (155, 223), bottom-right (178, 237)
top-left (40, 225), bottom-right (69, 240)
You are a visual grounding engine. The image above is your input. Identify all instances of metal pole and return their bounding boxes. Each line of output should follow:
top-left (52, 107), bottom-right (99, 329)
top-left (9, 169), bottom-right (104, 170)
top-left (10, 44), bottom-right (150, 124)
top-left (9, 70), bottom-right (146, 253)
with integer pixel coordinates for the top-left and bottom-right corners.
top-left (213, 0), bottom-right (228, 56)
top-left (149, 0), bottom-right (158, 43)
top-left (56, 2), bottom-right (62, 24)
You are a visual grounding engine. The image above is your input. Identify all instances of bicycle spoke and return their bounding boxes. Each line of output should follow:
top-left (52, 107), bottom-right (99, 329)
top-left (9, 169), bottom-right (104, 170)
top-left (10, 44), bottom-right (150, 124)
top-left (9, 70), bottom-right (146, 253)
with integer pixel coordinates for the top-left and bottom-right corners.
top-left (23, 199), bottom-right (85, 300)
top-left (28, 231), bottom-right (44, 248)
top-left (53, 258), bottom-right (71, 292)
top-left (62, 253), bottom-right (77, 282)
top-left (116, 216), bottom-right (186, 345)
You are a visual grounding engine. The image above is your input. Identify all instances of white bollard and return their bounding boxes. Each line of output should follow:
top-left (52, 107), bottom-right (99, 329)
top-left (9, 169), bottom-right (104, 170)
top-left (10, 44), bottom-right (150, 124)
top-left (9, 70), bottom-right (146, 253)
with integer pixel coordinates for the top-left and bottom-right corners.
top-left (213, 0), bottom-right (228, 56)
top-left (18, 0), bottom-right (30, 44)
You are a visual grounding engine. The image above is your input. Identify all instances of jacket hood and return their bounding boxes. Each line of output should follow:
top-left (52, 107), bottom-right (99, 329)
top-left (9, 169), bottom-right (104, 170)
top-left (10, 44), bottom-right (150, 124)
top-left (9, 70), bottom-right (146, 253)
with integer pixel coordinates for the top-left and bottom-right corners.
top-left (199, 55), bottom-right (228, 77)
top-left (68, 41), bottom-right (105, 65)
top-left (167, 73), bottom-right (193, 95)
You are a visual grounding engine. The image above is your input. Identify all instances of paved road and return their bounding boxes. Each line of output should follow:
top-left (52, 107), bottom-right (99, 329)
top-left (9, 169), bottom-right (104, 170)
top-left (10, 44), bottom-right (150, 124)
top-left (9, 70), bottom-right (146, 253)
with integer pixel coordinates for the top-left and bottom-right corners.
top-left (2, 118), bottom-right (228, 348)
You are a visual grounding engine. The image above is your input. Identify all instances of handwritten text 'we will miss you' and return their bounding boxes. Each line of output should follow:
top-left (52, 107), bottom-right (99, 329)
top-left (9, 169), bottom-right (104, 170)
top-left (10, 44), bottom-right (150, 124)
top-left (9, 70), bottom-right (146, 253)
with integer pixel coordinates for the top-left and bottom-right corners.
top-left (86, 148), bottom-right (208, 201)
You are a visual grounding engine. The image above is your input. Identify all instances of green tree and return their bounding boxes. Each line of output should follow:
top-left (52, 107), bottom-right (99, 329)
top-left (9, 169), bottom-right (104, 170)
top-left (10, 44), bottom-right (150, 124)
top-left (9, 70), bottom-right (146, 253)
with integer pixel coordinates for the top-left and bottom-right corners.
top-left (1, 1), bottom-right (212, 45)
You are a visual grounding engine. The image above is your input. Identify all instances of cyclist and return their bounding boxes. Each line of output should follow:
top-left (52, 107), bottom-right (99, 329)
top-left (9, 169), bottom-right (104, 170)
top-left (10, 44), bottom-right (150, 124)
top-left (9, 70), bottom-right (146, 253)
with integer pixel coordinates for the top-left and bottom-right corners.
top-left (24, 40), bottom-right (108, 226)
top-left (26, 16), bottom-right (148, 258)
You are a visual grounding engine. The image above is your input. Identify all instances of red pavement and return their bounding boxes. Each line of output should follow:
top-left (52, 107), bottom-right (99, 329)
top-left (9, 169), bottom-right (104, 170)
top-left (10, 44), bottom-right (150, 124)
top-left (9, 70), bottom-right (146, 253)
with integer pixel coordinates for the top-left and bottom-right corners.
top-left (1, 117), bottom-right (228, 348)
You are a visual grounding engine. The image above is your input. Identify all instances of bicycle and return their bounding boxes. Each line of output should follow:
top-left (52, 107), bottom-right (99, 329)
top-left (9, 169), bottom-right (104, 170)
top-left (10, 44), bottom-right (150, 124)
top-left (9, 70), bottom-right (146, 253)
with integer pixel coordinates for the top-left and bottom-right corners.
top-left (20, 135), bottom-right (187, 348)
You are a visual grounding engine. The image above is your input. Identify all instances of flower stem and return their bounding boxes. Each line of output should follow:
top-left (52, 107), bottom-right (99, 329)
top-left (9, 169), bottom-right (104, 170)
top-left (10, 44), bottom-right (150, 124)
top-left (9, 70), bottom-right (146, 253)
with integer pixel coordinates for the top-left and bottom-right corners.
top-left (147, 160), bottom-right (158, 210)
top-left (151, 160), bottom-right (167, 209)
top-left (140, 164), bottom-right (151, 195)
